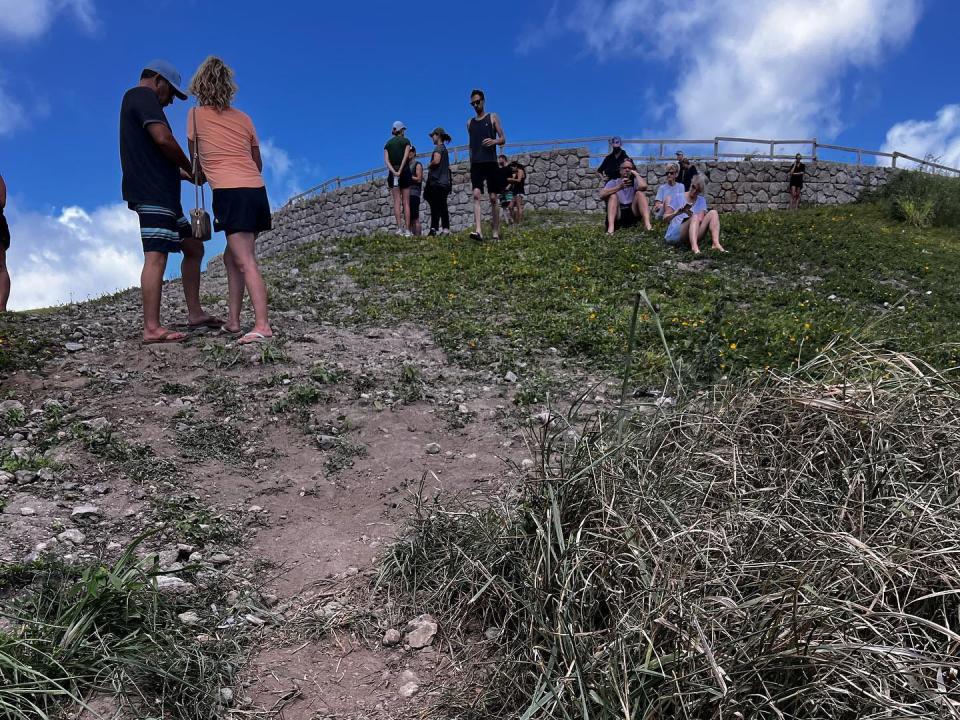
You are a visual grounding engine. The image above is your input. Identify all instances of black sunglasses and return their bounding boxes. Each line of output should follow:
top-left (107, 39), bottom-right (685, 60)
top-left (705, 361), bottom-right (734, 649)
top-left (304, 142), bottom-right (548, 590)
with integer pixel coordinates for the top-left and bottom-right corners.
top-left (470, 99), bottom-right (482, 106)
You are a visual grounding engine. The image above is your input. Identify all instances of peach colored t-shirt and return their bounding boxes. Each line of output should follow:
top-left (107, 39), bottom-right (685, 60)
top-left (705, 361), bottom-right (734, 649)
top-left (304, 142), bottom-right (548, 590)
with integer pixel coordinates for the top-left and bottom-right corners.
top-left (187, 106), bottom-right (264, 190)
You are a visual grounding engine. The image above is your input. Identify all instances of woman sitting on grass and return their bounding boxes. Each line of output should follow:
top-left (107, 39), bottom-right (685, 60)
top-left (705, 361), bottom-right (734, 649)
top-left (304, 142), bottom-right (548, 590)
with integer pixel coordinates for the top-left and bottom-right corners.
top-left (663, 174), bottom-right (725, 254)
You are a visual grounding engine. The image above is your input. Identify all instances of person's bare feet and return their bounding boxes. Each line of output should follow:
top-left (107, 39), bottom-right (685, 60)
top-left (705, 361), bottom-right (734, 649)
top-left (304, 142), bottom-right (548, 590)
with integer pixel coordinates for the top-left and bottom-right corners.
top-left (712, 243), bottom-right (727, 253)
top-left (186, 313), bottom-right (224, 329)
top-left (142, 328), bottom-right (188, 344)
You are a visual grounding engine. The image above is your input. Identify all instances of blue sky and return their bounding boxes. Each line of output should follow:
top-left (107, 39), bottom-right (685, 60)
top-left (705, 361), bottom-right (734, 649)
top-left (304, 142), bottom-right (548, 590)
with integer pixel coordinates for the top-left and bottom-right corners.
top-left (1, 0), bottom-right (958, 309)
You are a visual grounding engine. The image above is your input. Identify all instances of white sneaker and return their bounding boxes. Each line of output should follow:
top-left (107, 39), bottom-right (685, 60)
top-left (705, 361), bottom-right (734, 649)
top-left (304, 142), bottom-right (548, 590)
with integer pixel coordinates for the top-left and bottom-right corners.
top-left (394, 227), bottom-right (405, 236)
top-left (440, 228), bottom-right (451, 236)
top-left (403, 229), bottom-right (412, 237)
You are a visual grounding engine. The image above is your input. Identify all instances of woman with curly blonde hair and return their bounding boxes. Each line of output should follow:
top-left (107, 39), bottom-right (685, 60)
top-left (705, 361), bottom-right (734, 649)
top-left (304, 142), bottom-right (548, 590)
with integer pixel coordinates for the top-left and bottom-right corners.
top-left (188, 56), bottom-right (273, 344)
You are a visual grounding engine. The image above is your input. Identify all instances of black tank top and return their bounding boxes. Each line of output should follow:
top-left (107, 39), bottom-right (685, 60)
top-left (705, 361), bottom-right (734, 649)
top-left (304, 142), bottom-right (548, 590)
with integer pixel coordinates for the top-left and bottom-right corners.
top-left (469, 114), bottom-right (497, 164)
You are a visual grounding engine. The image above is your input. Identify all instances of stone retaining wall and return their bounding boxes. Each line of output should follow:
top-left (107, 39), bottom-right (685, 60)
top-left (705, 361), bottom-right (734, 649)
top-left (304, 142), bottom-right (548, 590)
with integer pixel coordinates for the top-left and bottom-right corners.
top-left (256, 148), bottom-right (898, 258)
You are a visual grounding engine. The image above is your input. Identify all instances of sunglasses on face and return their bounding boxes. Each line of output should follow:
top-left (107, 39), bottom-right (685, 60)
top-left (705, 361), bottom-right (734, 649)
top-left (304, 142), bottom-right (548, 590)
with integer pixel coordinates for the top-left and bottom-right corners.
top-left (470, 100), bottom-right (482, 106)
top-left (667, 170), bottom-right (677, 175)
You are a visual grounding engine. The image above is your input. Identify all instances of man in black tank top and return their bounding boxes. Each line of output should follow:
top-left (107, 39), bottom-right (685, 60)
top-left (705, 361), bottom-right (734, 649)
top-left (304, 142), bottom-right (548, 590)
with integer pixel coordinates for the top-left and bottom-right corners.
top-left (467, 89), bottom-right (506, 241)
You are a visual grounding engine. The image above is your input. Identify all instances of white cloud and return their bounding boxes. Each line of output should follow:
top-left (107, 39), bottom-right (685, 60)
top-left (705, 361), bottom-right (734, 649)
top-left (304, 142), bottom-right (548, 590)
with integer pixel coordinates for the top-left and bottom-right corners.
top-left (259, 138), bottom-right (320, 207)
top-left (881, 104), bottom-right (960, 171)
top-left (5, 202), bottom-right (143, 310)
top-left (548, 0), bottom-right (920, 140)
top-left (0, 0), bottom-right (96, 40)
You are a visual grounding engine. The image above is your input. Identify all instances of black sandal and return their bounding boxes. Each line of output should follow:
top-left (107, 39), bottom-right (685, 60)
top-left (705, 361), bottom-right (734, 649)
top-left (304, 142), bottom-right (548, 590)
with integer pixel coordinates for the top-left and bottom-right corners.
top-left (469, 231), bottom-right (484, 241)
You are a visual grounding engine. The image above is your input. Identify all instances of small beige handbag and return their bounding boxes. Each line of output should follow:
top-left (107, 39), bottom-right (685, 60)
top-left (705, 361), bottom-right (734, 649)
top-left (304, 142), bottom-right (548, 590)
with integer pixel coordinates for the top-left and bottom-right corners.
top-left (190, 107), bottom-right (212, 241)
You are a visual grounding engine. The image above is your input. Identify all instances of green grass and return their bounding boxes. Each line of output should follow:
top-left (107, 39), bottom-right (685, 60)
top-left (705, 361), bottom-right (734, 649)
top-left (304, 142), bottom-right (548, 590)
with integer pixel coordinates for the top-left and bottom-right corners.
top-left (0, 535), bottom-right (247, 720)
top-left (269, 204), bottom-right (960, 385)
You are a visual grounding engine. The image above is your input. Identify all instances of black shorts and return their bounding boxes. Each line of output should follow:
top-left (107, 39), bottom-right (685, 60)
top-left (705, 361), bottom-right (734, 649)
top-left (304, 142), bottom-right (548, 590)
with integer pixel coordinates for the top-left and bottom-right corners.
top-left (615, 204), bottom-right (639, 230)
top-left (789, 178), bottom-right (804, 189)
top-left (130, 203), bottom-right (191, 254)
top-left (470, 162), bottom-right (506, 194)
top-left (212, 186), bottom-right (272, 236)
top-left (409, 194), bottom-right (421, 220)
top-left (0, 213), bottom-right (9, 252)
top-left (387, 166), bottom-right (413, 190)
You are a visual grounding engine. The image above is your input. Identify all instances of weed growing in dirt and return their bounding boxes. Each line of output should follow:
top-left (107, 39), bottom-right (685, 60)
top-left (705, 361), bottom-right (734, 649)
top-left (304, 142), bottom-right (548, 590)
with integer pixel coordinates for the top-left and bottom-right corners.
top-left (379, 345), bottom-right (960, 719)
top-left (324, 439), bottom-right (368, 475)
top-left (200, 340), bottom-right (242, 369)
top-left (175, 419), bottom-right (247, 465)
top-left (0, 536), bottom-right (248, 720)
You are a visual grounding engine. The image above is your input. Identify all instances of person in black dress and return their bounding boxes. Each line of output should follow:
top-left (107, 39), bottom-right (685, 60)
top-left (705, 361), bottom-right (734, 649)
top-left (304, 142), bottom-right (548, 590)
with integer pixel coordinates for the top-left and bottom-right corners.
top-left (788, 153), bottom-right (805, 210)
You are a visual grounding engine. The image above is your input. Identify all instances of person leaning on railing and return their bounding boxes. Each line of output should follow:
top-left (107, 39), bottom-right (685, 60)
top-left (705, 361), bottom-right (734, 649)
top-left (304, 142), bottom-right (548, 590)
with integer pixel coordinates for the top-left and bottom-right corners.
top-left (424, 127), bottom-right (453, 236)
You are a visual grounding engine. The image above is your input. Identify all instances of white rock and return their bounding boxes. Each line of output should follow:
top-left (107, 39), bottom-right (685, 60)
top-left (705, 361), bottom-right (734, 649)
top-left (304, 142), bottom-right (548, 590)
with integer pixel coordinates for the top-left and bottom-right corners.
top-left (71, 504), bottom-right (100, 519)
top-left (424, 442), bottom-right (441, 455)
top-left (154, 575), bottom-right (196, 596)
top-left (219, 688), bottom-right (234, 705)
top-left (178, 611), bottom-right (201, 626)
top-left (404, 614), bottom-right (438, 649)
top-left (521, 459), bottom-right (535, 471)
top-left (398, 681), bottom-right (419, 699)
top-left (504, 370), bottom-right (519, 383)
top-left (57, 529), bottom-right (86, 545)
top-left (19, 507), bottom-right (36, 516)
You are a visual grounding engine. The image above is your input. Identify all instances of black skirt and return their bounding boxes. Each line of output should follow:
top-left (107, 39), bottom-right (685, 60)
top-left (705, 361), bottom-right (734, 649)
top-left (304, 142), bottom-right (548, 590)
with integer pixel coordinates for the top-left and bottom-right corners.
top-left (212, 186), bottom-right (272, 236)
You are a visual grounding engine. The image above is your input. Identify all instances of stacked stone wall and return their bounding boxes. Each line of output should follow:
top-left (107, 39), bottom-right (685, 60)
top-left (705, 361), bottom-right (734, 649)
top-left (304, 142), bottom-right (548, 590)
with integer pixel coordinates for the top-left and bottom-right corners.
top-left (256, 148), bottom-right (898, 258)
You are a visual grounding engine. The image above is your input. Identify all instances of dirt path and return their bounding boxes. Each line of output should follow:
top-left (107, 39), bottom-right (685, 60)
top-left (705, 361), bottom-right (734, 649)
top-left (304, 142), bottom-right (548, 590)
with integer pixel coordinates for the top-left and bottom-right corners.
top-left (0, 261), bottom-right (531, 718)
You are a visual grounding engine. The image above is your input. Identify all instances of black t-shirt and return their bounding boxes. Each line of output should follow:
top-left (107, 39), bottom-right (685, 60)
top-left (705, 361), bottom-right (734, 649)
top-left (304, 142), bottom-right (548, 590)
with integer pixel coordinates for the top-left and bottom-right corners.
top-left (678, 163), bottom-right (698, 190)
top-left (119, 86), bottom-right (180, 208)
top-left (598, 148), bottom-right (630, 181)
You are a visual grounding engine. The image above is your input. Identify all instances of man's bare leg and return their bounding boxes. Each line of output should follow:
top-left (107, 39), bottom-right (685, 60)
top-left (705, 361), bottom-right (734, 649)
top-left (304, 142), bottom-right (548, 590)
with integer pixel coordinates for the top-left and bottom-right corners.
top-left (181, 237), bottom-right (217, 325)
top-left (490, 194), bottom-right (500, 238)
top-left (606, 194), bottom-right (619, 234)
top-left (141, 251), bottom-right (185, 341)
top-left (472, 188), bottom-right (484, 236)
top-left (633, 193), bottom-right (652, 230)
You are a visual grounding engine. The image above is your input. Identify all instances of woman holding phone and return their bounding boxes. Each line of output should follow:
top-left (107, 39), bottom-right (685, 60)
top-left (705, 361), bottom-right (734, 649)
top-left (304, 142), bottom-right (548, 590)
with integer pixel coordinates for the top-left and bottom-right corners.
top-left (663, 174), bottom-right (724, 254)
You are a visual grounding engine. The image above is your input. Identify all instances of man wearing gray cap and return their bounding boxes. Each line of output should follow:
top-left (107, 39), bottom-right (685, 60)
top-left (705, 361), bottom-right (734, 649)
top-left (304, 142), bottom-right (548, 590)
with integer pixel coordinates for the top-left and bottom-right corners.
top-left (119, 59), bottom-right (220, 344)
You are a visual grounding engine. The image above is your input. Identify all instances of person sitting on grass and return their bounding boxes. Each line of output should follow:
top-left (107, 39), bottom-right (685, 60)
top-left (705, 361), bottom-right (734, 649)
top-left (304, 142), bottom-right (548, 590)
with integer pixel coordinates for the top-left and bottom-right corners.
top-left (663, 174), bottom-right (724, 254)
top-left (653, 162), bottom-right (685, 220)
top-left (600, 159), bottom-right (651, 234)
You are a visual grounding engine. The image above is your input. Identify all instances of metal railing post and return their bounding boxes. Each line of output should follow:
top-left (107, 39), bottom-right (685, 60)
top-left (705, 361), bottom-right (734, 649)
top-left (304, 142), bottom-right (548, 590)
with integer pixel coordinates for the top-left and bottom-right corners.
top-left (857, 151), bottom-right (861, 167)
top-left (714, 138), bottom-right (719, 160)
top-left (769, 142), bottom-right (775, 160)
top-left (812, 138), bottom-right (818, 161)
top-left (659, 142), bottom-right (664, 159)
top-left (892, 152), bottom-right (898, 169)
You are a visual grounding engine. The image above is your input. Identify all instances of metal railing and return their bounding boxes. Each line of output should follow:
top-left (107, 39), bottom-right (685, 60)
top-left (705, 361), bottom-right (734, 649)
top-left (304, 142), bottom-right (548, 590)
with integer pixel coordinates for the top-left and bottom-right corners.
top-left (285, 135), bottom-right (960, 205)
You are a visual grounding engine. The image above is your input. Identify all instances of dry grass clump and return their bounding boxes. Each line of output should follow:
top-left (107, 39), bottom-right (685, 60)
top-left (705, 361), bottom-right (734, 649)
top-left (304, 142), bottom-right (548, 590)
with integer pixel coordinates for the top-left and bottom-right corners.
top-left (380, 345), bottom-right (960, 719)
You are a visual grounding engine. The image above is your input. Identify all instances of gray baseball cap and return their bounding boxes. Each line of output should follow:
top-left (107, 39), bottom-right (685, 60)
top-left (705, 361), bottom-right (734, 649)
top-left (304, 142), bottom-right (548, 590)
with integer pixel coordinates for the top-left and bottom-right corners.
top-left (144, 59), bottom-right (188, 100)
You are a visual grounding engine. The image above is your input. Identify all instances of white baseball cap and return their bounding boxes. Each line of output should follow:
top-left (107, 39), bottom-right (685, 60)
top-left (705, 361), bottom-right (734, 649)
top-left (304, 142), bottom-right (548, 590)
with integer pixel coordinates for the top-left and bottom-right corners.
top-left (392, 120), bottom-right (406, 132)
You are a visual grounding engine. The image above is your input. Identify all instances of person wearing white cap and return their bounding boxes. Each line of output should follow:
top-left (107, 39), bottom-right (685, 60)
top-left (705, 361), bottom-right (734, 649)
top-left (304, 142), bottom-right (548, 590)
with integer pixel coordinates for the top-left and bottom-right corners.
top-left (384, 121), bottom-right (413, 236)
top-left (119, 59), bottom-right (221, 344)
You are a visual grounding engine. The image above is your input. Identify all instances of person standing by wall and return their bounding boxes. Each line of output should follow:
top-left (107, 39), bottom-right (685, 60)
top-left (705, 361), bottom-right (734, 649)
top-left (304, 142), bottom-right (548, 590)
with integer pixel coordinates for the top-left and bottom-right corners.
top-left (509, 160), bottom-right (526, 225)
top-left (408, 146), bottom-right (423, 236)
top-left (0, 173), bottom-right (9, 312)
top-left (424, 127), bottom-right (452, 236)
top-left (119, 59), bottom-right (220, 344)
top-left (597, 137), bottom-right (630, 182)
top-left (788, 153), bottom-right (805, 210)
top-left (676, 150), bottom-right (699, 190)
top-left (188, 56), bottom-right (273, 345)
top-left (498, 154), bottom-right (514, 225)
top-left (466, 89), bottom-right (506, 241)
top-left (384, 121), bottom-right (412, 236)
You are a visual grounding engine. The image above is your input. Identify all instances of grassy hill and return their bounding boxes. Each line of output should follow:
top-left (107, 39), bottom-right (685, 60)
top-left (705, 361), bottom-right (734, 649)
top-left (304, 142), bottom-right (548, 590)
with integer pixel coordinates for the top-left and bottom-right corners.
top-left (261, 202), bottom-right (960, 390)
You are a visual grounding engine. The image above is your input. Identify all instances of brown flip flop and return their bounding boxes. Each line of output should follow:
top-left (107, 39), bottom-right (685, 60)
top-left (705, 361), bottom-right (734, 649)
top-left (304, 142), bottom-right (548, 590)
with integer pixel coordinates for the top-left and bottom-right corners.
top-left (142, 330), bottom-right (188, 345)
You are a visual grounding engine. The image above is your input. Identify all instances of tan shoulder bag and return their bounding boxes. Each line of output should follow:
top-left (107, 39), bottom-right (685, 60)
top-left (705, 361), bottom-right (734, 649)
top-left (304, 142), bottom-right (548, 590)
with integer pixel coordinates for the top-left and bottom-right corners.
top-left (190, 107), bottom-right (212, 241)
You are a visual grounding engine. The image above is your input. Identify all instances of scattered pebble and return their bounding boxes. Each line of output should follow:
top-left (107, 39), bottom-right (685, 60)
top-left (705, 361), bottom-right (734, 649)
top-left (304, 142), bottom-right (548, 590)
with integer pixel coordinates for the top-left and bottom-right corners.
top-left (178, 611), bottom-right (201, 626)
top-left (404, 614), bottom-right (438, 649)
top-left (19, 507), bottom-right (36, 516)
top-left (504, 370), bottom-right (519, 383)
top-left (424, 442), bottom-right (441, 455)
top-left (57, 529), bottom-right (86, 545)
top-left (383, 628), bottom-right (401, 646)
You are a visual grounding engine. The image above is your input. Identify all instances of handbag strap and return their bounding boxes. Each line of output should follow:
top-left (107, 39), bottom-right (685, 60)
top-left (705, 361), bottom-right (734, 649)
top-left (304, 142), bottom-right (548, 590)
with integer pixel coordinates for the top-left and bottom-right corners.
top-left (191, 107), bottom-right (206, 211)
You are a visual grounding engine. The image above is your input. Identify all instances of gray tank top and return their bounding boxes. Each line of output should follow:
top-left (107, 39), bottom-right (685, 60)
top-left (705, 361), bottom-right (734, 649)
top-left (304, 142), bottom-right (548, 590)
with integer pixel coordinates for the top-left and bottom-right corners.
top-left (428, 144), bottom-right (451, 188)
top-left (469, 114), bottom-right (497, 164)
top-left (409, 161), bottom-right (423, 197)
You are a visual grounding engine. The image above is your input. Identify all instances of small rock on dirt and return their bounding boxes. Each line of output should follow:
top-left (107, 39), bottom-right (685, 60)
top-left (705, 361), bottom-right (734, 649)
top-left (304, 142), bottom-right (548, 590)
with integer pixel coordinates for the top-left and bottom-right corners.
top-left (218, 688), bottom-right (234, 705)
top-left (504, 370), bottom-right (519, 383)
top-left (71, 504), bottom-right (100, 519)
top-left (424, 442), bottom-right (441, 455)
top-left (178, 611), bottom-right (201, 626)
top-left (382, 628), bottom-right (401, 646)
top-left (208, 552), bottom-right (231, 566)
top-left (404, 614), bottom-right (438, 649)
top-left (64, 342), bottom-right (85, 352)
top-left (155, 575), bottom-right (196, 596)
top-left (19, 507), bottom-right (36, 516)
top-left (57, 529), bottom-right (86, 545)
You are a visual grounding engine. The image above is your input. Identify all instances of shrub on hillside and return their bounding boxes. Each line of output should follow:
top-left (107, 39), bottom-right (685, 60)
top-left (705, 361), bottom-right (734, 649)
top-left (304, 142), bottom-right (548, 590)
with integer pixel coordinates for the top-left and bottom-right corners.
top-left (875, 170), bottom-right (960, 228)
top-left (381, 345), bottom-right (960, 719)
